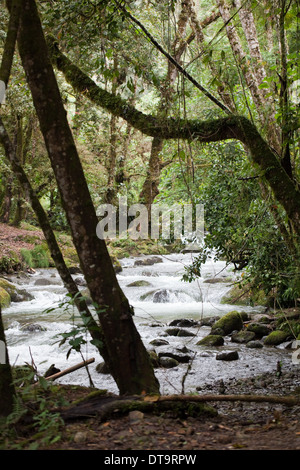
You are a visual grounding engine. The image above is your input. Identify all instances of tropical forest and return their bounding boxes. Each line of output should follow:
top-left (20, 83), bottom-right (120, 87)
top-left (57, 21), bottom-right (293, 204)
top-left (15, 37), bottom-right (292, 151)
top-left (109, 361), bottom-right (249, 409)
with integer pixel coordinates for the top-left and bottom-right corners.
top-left (0, 0), bottom-right (300, 452)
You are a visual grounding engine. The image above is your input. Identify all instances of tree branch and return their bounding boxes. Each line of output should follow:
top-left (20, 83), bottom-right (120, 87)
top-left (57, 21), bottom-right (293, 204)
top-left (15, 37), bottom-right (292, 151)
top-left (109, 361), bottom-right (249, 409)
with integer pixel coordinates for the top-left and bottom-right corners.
top-left (46, 37), bottom-right (300, 235)
top-left (113, 0), bottom-right (232, 115)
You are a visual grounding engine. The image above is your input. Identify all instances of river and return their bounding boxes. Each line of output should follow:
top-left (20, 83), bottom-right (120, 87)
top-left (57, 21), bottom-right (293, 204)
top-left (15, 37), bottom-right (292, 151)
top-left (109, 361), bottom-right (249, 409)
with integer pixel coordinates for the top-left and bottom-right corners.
top-left (2, 253), bottom-right (293, 394)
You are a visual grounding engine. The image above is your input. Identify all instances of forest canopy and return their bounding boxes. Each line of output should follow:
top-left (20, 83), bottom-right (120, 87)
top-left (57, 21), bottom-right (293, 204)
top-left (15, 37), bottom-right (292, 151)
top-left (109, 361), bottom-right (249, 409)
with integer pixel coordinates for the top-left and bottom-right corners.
top-left (0, 0), bottom-right (300, 308)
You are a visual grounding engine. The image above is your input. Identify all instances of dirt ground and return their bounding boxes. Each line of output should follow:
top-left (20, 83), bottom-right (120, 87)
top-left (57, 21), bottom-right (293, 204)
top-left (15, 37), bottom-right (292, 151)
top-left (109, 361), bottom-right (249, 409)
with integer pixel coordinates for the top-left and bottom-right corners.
top-left (48, 404), bottom-right (300, 451)
top-left (41, 368), bottom-right (300, 451)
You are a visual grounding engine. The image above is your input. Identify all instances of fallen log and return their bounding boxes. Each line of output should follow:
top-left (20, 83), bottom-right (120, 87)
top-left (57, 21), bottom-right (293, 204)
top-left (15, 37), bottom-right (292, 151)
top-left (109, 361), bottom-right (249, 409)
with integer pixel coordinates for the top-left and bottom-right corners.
top-left (33, 358), bottom-right (95, 387)
top-left (59, 391), bottom-right (300, 422)
top-left (45, 357), bottom-right (95, 381)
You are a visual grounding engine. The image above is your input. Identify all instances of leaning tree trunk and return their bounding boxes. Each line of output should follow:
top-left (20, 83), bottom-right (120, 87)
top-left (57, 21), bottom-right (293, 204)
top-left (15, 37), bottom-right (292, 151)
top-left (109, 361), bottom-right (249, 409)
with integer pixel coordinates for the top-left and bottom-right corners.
top-left (15, 0), bottom-right (159, 396)
top-left (0, 115), bottom-right (107, 360)
top-left (0, 305), bottom-right (15, 417)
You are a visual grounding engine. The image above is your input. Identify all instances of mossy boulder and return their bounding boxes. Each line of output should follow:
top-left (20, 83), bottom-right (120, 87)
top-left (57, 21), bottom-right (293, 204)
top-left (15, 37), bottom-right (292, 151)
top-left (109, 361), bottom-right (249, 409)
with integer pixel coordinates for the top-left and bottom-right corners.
top-left (221, 283), bottom-right (268, 306)
top-left (264, 330), bottom-right (290, 346)
top-left (231, 330), bottom-right (256, 344)
top-left (210, 311), bottom-right (244, 336)
top-left (247, 322), bottom-right (271, 338)
top-left (0, 278), bottom-right (16, 296)
top-left (197, 335), bottom-right (224, 347)
top-left (0, 286), bottom-right (10, 309)
top-left (0, 278), bottom-right (33, 303)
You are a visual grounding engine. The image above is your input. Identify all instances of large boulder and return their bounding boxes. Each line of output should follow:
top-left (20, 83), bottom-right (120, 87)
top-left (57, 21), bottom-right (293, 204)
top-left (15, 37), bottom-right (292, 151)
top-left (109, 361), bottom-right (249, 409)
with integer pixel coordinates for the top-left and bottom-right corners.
top-left (0, 277), bottom-right (34, 306)
top-left (264, 330), bottom-right (290, 346)
top-left (153, 289), bottom-right (170, 303)
top-left (210, 311), bottom-right (244, 336)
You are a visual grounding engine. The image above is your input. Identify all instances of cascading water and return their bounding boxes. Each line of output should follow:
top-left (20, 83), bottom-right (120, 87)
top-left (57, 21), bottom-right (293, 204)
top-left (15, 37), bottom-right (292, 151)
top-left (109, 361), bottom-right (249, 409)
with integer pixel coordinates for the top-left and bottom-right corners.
top-left (2, 253), bottom-right (293, 394)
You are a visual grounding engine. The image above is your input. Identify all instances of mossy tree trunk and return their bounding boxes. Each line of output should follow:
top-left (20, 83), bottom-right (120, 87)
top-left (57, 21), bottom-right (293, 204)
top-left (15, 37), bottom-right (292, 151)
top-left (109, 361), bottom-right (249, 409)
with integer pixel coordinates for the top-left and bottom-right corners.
top-left (15, 0), bottom-right (159, 396)
top-left (47, 38), bottom-right (300, 237)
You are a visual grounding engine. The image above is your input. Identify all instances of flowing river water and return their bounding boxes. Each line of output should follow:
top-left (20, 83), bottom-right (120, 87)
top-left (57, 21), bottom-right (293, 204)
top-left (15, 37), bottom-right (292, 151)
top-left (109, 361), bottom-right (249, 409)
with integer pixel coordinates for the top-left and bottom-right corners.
top-left (2, 253), bottom-right (294, 394)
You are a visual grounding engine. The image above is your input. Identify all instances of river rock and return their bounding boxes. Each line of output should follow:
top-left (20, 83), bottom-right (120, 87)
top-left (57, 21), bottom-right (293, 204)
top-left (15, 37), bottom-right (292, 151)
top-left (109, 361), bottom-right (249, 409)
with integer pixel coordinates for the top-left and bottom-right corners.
top-left (263, 330), bottom-right (291, 346)
top-left (211, 311), bottom-right (244, 336)
top-left (149, 338), bottom-right (170, 346)
top-left (216, 350), bottom-right (239, 361)
top-left (169, 319), bottom-right (198, 328)
top-left (44, 364), bottom-right (61, 377)
top-left (165, 327), bottom-right (195, 337)
top-left (231, 330), bottom-right (256, 344)
top-left (34, 278), bottom-right (61, 286)
top-left (153, 289), bottom-right (170, 303)
top-left (199, 316), bottom-right (220, 327)
top-left (158, 351), bottom-right (191, 363)
top-left (11, 288), bottom-right (34, 302)
top-left (197, 335), bottom-right (224, 346)
top-left (246, 340), bottom-right (263, 348)
top-left (74, 277), bottom-right (86, 286)
top-left (0, 278), bottom-right (33, 306)
top-left (134, 256), bottom-right (163, 266)
top-left (159, 357), bottom-right (179, 368)
top-left (204, 277), bottom-right (232, 284)
top-left (252, 313), bottom-right (274, 324)
top-left (247, 322), bottom-right (272, 338)
top-left (127, 280), bottom-right (152, 287)
top-left (21, 323), bottom-right (46, 332)
top-left (96, 362), bottom-right (111, 374)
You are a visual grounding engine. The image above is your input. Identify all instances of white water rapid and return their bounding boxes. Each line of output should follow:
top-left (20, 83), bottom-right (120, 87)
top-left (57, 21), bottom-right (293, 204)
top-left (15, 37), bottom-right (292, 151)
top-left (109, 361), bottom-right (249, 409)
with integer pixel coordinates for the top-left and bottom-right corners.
top-left (2, 253), bottom-right (293, 394)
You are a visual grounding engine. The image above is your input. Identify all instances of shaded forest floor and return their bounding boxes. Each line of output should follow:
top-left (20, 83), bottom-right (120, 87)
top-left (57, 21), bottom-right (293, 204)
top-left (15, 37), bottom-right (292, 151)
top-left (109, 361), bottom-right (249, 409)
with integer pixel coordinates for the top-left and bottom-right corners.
top-left (44, 370), bottom-right (300, 451)
top-left (2, 368), bottom-right (299, 451)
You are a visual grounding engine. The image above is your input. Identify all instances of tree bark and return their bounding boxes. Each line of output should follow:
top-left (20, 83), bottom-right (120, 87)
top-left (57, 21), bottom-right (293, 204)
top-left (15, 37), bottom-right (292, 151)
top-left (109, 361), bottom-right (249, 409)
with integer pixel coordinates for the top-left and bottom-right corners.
top-left (0, 115), bottom-right (107, 360)
top-left (60, 392), bottom-right (300, 422)
top-left (217, 0), bottom-right (281, 153)
top-left (15, 0), bottom-right (160, 396)
top-left (0, 305), bottom-right (15, 417)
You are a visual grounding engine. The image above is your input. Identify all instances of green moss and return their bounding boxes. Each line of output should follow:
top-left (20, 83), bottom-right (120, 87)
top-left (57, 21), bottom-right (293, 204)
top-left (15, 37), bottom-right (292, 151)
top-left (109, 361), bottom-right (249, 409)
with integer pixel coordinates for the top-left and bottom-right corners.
top-left (0, 286), bottom-right (10, 309)
top-left (0, 278), bottom-right (16, 297)
top-left (196, 335), bottom-right (224, 346)
top-left (221, 284), bottom-right (268, 306)
top-left (211, 311), bottom-right (244, 336)
top-left (264, 330), bottom-right (290, 345)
